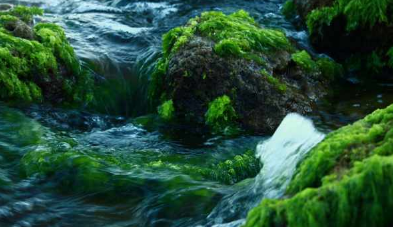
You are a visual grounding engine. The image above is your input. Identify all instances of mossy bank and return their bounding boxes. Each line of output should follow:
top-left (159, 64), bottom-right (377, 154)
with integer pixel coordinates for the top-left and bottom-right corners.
top-left (283, 0), bottom-right (393, 78)
top-left (0, 5), bottom-right (93, 105)
top-left (245, 103), bottom-right (393, 227)
top-left (150, 10), bottom-right (342, 134)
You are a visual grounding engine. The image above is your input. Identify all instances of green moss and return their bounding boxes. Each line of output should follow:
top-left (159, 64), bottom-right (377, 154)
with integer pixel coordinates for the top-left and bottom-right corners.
top-left (158, 100), bottom-right (175, 121)
top-left (205, 95), bottom-right (238, 133)
top-left (200, 150), bottom-right (262, 185)
top-left (245, 103), bottom-right (393, 227)
top-left (287, 104), bottom-right (393, 194)
top-left (292, 50), bottom-right (317, 73)
top-left (0, 6), bottom-right (93, 104)
top-left (0, 5), bottom-right (43, 24)
top-left (199, 10), bottom-right (291, 59)
top-left (147, 150), bottom-right (261, 185)
top-left (261, 69), bottom-right (287, 93)
top-left (245, 155), bottom-right (393, 227)
top-left (282, 0), bottom-right (297, 19)
top-left (306, 6), bottom-right (339, 35)
top-left (307, 0), bottom-right (393, 35)
top-left (316, 57), bottom-right (343, 80)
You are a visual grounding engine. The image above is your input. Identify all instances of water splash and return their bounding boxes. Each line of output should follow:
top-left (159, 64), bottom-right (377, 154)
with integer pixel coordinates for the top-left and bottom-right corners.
top-left (208, 113), bottom-right (325, 226)
top-left (254, 113), bottom-right (325, 199)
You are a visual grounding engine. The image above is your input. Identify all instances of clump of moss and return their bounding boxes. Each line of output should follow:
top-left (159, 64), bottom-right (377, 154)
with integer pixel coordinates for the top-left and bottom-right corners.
top-left (199, 10), bottom-right (292, 59)
top-left (316, 57), bottom-right (343, 80)
top-left (261, 69), bottom-right (287, 93)
top-left (0, 5), bottom-right (43, 24)
top-left (201, 150), bottom-right (262, 185)
top-left (282, 0), bottom-right (297, 19)
top-left (292, 50), bottom-right (317, 72)
top-left (158, 100), bottom-right (175, 121)
top-left (245, 103), bottom-right (393, 227)
top-left (0, 5), bottom-right (93, 105)
top-left (147, 150), bottom-right (262, 185)
top-left (306, 0), bottom-right (393, 34)
top-left (205, 95), bottom-right (238, 133)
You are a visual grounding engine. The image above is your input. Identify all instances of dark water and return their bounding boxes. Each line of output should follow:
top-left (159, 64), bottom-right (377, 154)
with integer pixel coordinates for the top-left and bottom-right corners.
top-left (1, 0), bottom-right (393, 227)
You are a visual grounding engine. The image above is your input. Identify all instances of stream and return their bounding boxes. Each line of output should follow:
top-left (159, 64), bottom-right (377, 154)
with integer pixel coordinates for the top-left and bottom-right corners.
top-left (1, 0), bottom-right (393, 227)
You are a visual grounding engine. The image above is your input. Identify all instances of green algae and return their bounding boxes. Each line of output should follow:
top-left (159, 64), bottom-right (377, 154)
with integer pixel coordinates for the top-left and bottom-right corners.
top-left (0, 6), bottom-right (93, 105)
top-left (244, 103), bottom-right (393, 227)
top-left (282, 0), bottom-right (297, 19)
top-left (205, 95), bottom-right (238, 133)
top-left (292, 50), bottom-right (317, 73)
top-left (198, 10), bottom-right (291, 59)
top-left (244, 155), bottom-right (393, 227)
top-left (0, 5), bottom-right (43, 24)
top-left (158, 100), bottom-right (175, 121)
top-left (287, 104), bottom-right (393, 194)
top-left (306, 0), bottom-right (393, 34)
top-left (316, 57), bottom-right (343, 80)
top-left (261, 69), bottom-right (287, 93)
top-left (200, 150), bottom-right (262, 185)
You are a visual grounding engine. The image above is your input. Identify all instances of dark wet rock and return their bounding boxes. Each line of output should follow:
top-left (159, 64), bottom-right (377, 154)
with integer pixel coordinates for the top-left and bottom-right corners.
top-left (150, 10), bottom-right (341, 134)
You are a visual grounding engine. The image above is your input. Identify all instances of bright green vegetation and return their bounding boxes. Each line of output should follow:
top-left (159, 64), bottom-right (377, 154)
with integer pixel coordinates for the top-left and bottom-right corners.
top-left (282, 0), bottom-right (297, 19)
top-left (292, 50), bottom-right (317, 73)
top-left (306, 0), bottom-right (393, 34)
top-left (0, 6), bottom-right (93, 105)
top-left (287, 104), bottom-right (393, 193)
top-left (158, 100), bottom-right (175, 121)
top-left (200, 10), bottom-right (291, 59)
top-left (201, 150), bottom-right (262, 185)
top-left (205, 95), bottom-right (238, 133)
top-left (0, 5), bottom-right (43, 24)
top-left (245, 103), bottom-right (393, 227)
top-left (245, 155), bottom-right (393, 227)
top-left (261, 69), bottom-right (287, 93)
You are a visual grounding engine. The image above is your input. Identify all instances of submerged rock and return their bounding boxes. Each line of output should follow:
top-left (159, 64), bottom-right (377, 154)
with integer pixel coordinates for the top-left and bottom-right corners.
top-left (0, 5), bottom-right (93, 105)
top-left (245, 103), bottom-right (393, 227)
top-left (150, 10), bottom-right (342, 134)
top-left (284, 0), bottom-right (393, 78)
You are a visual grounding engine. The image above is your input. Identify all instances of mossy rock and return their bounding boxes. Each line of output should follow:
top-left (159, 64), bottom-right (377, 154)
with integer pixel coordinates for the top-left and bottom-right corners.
top-left (0, 5), bottom-right (93, 105)
top-left (285, 0), bottom-right (393, 78)
top-left (150, 10), bottom-right (342, 134)
top-left (244, 103), bottom-right (393, 227)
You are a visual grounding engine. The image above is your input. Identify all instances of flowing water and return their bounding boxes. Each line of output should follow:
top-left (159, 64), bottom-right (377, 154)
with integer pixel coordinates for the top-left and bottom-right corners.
top-left (2, 0), bottom-right (393, 227)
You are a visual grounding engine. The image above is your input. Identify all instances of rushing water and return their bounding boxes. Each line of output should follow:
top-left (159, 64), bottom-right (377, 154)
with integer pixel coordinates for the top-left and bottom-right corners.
top-left (2, 0), bottom-right (393, 226)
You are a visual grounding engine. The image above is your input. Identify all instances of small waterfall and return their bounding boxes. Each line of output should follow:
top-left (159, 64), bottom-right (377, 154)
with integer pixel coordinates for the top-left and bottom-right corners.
top-left (254, 113), bottom-right (325, 199)
top-left (208, 113), bottom-right (325, 227)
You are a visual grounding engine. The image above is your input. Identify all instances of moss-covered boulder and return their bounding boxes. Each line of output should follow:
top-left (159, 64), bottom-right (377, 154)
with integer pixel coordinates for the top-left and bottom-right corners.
top-left (244, 103), bottom-right (393, 227)
top-left (284, 0), bottom-right (393, 77)
top-left (0, 5), bottom-right (93, 105)
top-left (150, 10), bottom-right (342, 134)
